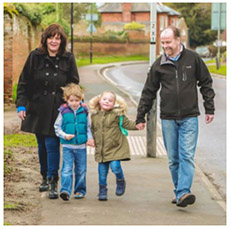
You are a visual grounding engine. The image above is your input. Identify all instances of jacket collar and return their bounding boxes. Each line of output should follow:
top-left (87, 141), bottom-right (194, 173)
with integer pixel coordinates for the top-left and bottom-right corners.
top-left (160, 44), bottom-right (185, 66)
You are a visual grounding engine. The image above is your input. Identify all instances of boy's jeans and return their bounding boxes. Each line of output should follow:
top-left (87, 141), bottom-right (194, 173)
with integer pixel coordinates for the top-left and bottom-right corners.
top-left (98, 160), bottom-right (124, 185)
top-left (161, 117), bottom-right (198, 201)
top-left (36, 135), bottom-right (60, 179)
top-left (60, 147), bottom-right (87, 197)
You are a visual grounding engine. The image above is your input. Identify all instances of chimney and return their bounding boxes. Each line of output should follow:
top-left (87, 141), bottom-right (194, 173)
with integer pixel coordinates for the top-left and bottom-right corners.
top-left (122, 3), bottom-right (132, 22)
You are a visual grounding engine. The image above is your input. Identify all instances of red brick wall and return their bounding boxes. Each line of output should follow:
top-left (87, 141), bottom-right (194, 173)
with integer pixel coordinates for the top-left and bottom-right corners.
top-left (4, 13), bottom-right (41, 104)
top-left (133, 12), bottom-right (150, 22)
top-left (74, 42), bottom-right (149, 58)
top-left (122, 3), bottom-right (132, 22)
top-left (101, 13), bottom-right (122, 22)
top-left (4, 14), bottom-right (13, 104)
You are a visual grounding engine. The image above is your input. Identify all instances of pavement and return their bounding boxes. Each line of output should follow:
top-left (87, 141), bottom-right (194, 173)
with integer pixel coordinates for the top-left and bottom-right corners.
top-left (4, 63), bottom-right (226, 225)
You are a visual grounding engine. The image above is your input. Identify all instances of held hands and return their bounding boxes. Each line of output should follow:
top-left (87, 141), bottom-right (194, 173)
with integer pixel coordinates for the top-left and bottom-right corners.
top-left (17, 111), bottom-right (26, 120)
top-left (205, 114), bottom-right (214, 124)
top-left (136, 123), bottom-right (145, 130)
top-left (87, 139), bottom-right (95, 147)
top-left (65, 134), bottom-right (75, 140)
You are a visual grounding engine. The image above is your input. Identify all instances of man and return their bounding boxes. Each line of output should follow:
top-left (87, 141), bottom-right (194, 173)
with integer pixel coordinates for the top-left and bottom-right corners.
top-left (136, 26), bottom-right (215, 207)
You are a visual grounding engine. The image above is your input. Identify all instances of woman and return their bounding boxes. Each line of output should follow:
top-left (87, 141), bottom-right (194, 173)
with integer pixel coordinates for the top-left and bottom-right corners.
top-left (16, 23), bottom-right (79, 199)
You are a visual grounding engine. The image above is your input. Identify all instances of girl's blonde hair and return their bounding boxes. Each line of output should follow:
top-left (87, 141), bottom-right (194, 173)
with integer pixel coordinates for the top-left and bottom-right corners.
top-left (62, 83), bottom-right (84, 101)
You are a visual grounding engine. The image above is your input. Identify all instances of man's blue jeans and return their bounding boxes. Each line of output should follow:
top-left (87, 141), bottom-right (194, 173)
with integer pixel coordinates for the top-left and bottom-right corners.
top-left (161, 117), bottom-right (198, 201)
top-left (98, 161), bottom-right (124, 185)
top-left (60, 147), bottom-right (87, 197)
top-left (36, 135), bottom-right (60, 179)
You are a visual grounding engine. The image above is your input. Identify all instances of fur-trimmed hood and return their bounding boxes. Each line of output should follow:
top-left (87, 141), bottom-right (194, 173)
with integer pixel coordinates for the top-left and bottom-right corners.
top-left (89, 93), bottom-right (128, 115)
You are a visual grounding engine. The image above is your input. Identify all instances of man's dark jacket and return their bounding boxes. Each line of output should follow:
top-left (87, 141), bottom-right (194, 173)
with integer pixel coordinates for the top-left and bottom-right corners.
top-left (16, 48), bottom-right (79, 136)
top-left (136, 46), bottom-right (215, 123)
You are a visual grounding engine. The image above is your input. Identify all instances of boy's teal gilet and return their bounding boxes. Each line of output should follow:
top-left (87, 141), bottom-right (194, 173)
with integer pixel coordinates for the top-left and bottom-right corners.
top-left (60, 104), bottom-right (88, 145)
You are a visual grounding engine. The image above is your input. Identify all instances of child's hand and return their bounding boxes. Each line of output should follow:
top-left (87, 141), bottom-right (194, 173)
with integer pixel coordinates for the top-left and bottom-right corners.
top-left (65, 134), bottom-right (75, 140)
top-left (136, 123), bottom-right (145, 130)
top-left (87, 139), bottom-right (95, 147)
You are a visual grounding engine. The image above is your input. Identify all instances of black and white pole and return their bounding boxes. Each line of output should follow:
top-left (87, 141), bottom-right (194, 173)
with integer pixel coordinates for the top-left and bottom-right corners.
top-left (146, 3), bottom-right (157, 158)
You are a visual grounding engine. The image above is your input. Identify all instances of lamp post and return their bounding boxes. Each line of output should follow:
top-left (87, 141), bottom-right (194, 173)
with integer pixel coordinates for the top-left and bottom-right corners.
top-left (70, 3), bottom-right (74, 53)
top-left (90, 3), bottom-right (93, 63)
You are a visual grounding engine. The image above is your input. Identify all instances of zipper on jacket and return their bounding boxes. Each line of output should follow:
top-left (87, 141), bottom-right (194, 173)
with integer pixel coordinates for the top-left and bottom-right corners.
top-left (101, 113), bottom-right (105, 162)
top-left (175, 70), bottom-right (181, 116)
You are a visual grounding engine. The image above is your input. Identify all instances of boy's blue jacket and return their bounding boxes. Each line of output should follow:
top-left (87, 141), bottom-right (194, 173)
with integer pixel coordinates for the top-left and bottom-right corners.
top-left (58, 103), bottom-right (88, 145)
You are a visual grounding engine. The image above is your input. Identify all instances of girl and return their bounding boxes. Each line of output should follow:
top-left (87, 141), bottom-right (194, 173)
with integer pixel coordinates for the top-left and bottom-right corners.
top-left (89, 91), bottom-right (143, 200)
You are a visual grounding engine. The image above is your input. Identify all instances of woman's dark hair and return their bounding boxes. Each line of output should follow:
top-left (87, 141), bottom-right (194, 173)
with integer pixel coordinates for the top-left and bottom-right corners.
top-left (39, 23), bottom-right (67, 55)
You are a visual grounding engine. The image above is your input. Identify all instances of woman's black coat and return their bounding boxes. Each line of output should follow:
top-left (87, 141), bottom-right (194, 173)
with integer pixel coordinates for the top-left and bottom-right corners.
top-left (16, 48), bottom-right (79, 136)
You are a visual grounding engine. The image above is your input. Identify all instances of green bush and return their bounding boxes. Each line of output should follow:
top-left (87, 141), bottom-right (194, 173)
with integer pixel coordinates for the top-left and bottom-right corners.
top-left (14, 3), bottom-right (42, 25)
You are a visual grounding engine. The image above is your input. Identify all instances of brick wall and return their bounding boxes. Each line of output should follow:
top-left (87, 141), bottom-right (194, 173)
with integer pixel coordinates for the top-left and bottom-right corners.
top-left (4, 14), bottom-right (13, 104)
top-left (74, 41), bottom-right (149, 57)
top-left (4, 13), bottom-right (41, 104)
top-left (133, 12), bottom-right (150, 22)
top-left (122, 3), bottom-right (132, 22)
top-left (101, 13), bottom-right (122, 22)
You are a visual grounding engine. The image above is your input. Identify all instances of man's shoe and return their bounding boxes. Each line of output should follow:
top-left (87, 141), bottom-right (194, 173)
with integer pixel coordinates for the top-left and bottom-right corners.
top-left (60, 191), bottom-right (70, 201)
top-left (171, 198), bottom-right (177, 204)
top-left (176, 193), bottom-right (196, 207)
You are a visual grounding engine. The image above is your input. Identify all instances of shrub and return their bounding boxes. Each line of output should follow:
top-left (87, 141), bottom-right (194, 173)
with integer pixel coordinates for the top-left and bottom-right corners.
top-left (124, 21), bottom-right (145, 30)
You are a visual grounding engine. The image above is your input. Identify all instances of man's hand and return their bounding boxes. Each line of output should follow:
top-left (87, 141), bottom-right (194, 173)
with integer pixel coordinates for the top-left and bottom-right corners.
top-left (136, 123), bottom-right (146, 130)
top-left (17, 111), bottom-right (26, 120)
top-left (205, 114), bottom-right (214, 124)
top-left (87, 139), bottom-right (95, 147)
top-left (65, 134), bottom-right (75, 140)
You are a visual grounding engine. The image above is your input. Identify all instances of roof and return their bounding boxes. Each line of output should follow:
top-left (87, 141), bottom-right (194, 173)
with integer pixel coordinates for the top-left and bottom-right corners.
top-left (98, 3), bottom-right (180, 16)
top-left (98, 3), bottom-right (122, 13)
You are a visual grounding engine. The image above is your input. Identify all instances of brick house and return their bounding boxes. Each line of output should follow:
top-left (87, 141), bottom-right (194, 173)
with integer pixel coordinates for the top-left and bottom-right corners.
top-left (99, 3), bottom-right (189, 55)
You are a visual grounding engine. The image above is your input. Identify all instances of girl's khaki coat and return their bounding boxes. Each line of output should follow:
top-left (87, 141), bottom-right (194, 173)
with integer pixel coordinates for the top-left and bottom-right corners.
top-left (89, 95), bottom-right (137, 163)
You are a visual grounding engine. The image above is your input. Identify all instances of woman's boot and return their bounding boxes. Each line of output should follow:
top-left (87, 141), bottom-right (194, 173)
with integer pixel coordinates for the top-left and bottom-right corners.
top-left (98, 185), bottom-right (108, 201)
top-left (39, 175), bottom-right (49, 192)
top-left (116, 179), bottom-right (126, 196)
top-left (48, 176), bottom-right (59, 199)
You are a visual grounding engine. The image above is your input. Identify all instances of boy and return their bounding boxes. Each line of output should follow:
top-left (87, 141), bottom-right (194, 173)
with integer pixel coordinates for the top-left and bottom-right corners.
top-left (54, 83), bottom-right (94, 201)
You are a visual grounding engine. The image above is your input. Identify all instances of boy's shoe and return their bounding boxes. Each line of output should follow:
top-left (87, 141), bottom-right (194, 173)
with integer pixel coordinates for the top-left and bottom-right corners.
top-left (98, 185), bottom-right (108, 201)
top-left (176, 193), bottom-right (196, 207)
top-left (60, 191), bottom-right (70, 201)
top-left (74, 192), bottom-right (85, 199)
top-left (116, 179), bottom-right (126, 196)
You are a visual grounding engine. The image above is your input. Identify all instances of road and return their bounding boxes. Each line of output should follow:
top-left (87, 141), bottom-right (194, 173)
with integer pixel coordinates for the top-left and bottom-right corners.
top-left (105, 62), bottom-right (226, 200)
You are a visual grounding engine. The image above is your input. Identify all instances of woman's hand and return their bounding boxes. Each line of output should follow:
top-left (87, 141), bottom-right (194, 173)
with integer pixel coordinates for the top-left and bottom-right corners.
top-left (17, 111), bottom-right (26, 120)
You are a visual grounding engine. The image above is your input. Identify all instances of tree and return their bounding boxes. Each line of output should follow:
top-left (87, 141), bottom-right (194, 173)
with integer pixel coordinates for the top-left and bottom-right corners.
top-left (164, 3), bottom-right (217, 47)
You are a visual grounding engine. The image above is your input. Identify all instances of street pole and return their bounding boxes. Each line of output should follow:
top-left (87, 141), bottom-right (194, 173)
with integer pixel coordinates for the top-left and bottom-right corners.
top-left (146, 3), bottom-right (157, 158)
top-left (70, 3), bottom-right (74, 53)
top-left (90, 3), bottom-right (93, 64)
top-left (216, 3), bottom-right (221, 69)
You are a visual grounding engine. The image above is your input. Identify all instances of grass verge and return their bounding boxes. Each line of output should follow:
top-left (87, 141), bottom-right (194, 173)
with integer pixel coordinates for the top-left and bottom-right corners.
top-left (76, 55), bottom-right (148, 68)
